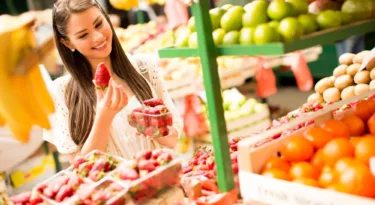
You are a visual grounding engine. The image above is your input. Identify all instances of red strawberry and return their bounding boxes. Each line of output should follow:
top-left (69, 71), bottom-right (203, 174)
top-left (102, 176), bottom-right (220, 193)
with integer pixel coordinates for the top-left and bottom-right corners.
top-left (119, 167), bottom-right (140, 180)
top-left (143, 107), bottom-right (160, 115)
top-left (150, 117), bottom-right (165, 127)
top-left (89, 170), bottom-right (105, 181)
top-left (95, 63), bottom-right (111, 90)
top-left (164, 115), bottom-right (173, 126)
top-left (138, 160), bottom-right (156, 172)
top-left (43, 187), bottom-right (55, 199)
top-left (143, 98), bottom-right (164, 107)
top-left (68, 174), bottom-right (83, 189)
top-left (151, 149), bottom-right (163, 159)
top-left (109, 182), bottom-right (124, 192)
top-left (9, 192), bottom-right (31, 204)
top-left (157, 152), bottom-right (173, 165)
top-left (55, 185), bottom-right (73, 202)
top-left (154, 105), bottom-right (169, 113)
top-left (30, 191), bottom-right (43, 205)
top-left (232, 163), bottom-right (239, 174)
top-left (91, 158), bottom-right (106, 172)
top-left (157, 127), bottom-right (170, 137)
top-left (52, 181), bottom-right (65, 195)
top-left (144, 126), bottom-right (155, 136)
top-left (136, 124), bottom-right (146, 134)
top-left (35, 183), bottom-right (47, 193)
top-left (137, 150), bottom-right (152, 160)
top-left (73, 156), bottom-right (86, 169)
top-left (128, 115), bottom-right (137, 127)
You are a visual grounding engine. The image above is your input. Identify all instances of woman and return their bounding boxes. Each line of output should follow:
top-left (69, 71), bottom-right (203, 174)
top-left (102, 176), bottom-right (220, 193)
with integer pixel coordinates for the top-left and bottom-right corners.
top-left (43, 0), bottom-right (182, 161)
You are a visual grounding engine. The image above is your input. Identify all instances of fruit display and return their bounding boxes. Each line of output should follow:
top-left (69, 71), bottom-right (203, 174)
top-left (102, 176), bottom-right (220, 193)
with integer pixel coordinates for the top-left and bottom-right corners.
top-left (8, 191), bottom-right (44, 205)
top-left (177, 0), bottom-right (375, 47)
top-left (75, 180), bottom-right (125, 205)
top-left (0, 14), bottom-right (55, 143)
top-left (260, 105), bottom-right (375, 199)
top-left (308, 50), bottom-right (375, 104)
top-left (128, 98), bottom-right (173, 138)
top-left (71, 152), bottom-right (121, 182)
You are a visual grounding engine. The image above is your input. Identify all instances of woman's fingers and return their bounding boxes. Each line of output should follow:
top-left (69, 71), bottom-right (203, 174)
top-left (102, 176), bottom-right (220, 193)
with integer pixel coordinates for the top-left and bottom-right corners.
top-left (119, 88), bottom-right (128, 108)
top-left (103, 79), bottom-right (114, 107)
top-left (111, 85), bottom-right (122, 109)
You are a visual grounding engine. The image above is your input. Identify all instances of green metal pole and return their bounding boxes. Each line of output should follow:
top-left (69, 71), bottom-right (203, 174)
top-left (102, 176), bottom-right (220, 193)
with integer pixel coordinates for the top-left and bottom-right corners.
top-left (137, 9), bottom-right (145, 24)
top-left (191, 2), bottom-right (234, 192)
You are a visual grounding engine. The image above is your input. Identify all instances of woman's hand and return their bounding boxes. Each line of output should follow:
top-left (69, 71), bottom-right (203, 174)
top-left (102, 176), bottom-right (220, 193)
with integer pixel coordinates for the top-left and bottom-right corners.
top-left (94, 79), bottom-right (128, 120)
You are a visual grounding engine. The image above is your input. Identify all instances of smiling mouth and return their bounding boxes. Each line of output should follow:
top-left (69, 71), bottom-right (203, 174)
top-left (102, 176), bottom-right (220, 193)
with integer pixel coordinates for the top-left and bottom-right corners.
top-left (92, 39), bottom-right (107, 50)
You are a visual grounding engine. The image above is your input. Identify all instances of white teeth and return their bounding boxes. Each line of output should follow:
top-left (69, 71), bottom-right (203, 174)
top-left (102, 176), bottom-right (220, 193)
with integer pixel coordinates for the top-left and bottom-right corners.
top-left (94, 41), bottom-right (106, 49)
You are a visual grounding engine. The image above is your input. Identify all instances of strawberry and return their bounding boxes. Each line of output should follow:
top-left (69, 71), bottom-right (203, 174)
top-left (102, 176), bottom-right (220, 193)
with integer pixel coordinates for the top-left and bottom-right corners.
top-left (137, 150), bottom-right (152, 160)
top-left (52, 181), bottom-right (65, 195)
top-left (154, 105), bottom-right (169, 113)
top-left (136, 124), bottom-right (146, 134)
top-left (55, 185), bottom-right (73, 202)
top-left (127, 115), bottom-right (137, 127)
top-left (232, 163), bottom-right (239, 174)
top-left (95, 63), bottom-right (111, 91)
top-left (67, 174), bottom-right (83, 189)
top-left (30, 191), bottom-right (43, 205)
top-left (73, 156), bottom-right (86, 169)
top-left (157, 126), bottom-right (170, 137)
top-left (9, 192), bottom-right (31, 204)
top-left (88, 170), bottom-right (105, 181)
top-left (119, 167), bottom-right (140, 180)
top-left (138, 160), bottom-right (156, 172)
top-left (43, 187), bottom-right (55, 199)
top-left (109, 182), bottom-right (124, 192)
top-left (35, 183), bottom-right (47, 193)
top-left (143, 107), bottom-right (160, 115)
top-left (150, 117), bottom-right (165, 127)
top-left (151, 149), bottom-right (163, 159)
top-left (91, 158), bottom-right (106, 172)
top-left (157, 152), bottom-right (173, 165)
top-left (143, 98), bottom-right (164, 107)
top-left (144, 126), bottom-right (155, 137)
top-left (164, 114), bottom-right (173, 126)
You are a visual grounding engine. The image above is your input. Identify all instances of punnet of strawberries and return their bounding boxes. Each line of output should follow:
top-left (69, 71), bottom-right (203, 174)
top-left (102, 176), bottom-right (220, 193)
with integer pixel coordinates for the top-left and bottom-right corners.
top-left (128, 98), bottom-right (173, 138)
top-left (112, 149), bottom-right (181, 203)
top-left (71, 151), bottom-right (121, 182)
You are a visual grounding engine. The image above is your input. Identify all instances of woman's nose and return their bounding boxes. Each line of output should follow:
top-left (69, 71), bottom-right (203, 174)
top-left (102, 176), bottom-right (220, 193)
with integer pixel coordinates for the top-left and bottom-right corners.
top-left (93, 30), bottom-right (105, 42)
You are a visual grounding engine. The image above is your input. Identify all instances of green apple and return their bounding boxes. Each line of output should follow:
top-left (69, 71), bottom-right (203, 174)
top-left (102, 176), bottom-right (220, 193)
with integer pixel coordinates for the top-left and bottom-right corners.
top-left (188, 17), bottom-right (195, 32)
top-left (213, 28), bottom-right (226, 46)
top-left (254, 24), bottom-right (277, 44)
top-left (242, 10), bottom-right (268, 27)
top-left (240, 27), bottom-right (255, 45)
top-left (223, 31), bottom-right (240, 45)
top-left (210, 8), bottom-right (225, 30)
top-left (298, 14), bottom-right (318, 34)
top-left (229, 101), bottom-right (241, 111)
top-left (221, 6), bottom-right (245, 32)
top-left (221, 4), bottom-right (234, 11)
top-left (267, 0), bottom-right (294, 21)
top-left (287, 0), bottom-right (308, 15)
top-left (188, 32), bottom-right (198, 47)
top-left (244, 0), bottom-right (269, 13)
top-left (278, 17), bottom-right (302, 43)
top-left (175, 33), bottom-right (189, 47)
top-left (317, 10), bottom-right (342, 30)
top-left (253, 103), bottom-right (266, 113)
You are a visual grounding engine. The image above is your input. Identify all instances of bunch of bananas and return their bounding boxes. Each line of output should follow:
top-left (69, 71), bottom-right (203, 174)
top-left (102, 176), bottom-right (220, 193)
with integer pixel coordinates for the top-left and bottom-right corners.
top-left (0, 14), bottom-right (55, 143)
top-left (145, 0), bottom-right (165, 5)
top-left (110, 0), bottom-right (139, 10)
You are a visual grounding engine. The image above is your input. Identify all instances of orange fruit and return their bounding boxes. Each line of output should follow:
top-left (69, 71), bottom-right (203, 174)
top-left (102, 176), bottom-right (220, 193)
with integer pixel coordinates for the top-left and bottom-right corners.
top-left (334, 157), bottom-right (362, 174)
top-left (367, 113), bottom-right (375, 135)
top-left (262, 169), bottom-right (291, 181)
top-left (350, 137), bottom-right (362, 147)
top-left (281, 136), bottom-right (314, 162)
top-left (318, 165), bottom-right (337, 188)
top-left (354, 100), bottom-right (375, 122)
top-left (293, 178), bottom-right (320, 187)
top-left (355, 137), bottom-right (375, 165)
top-left (342, 115), bottom-right (365, 136)
top-left (289, 162), bottom-right (318, 179)
top-left (304, 127), bottom-right (335, 149)
top-left (323, 138), bottom-right (354, 166)
top-left (337, 163), bottom-right (375, 197)
top-left (310, 149), bottom-right (325, 173)
top-left (321, 119), bottom-right (351, 138)
top-left (263, 157), bottom-right (291, 173)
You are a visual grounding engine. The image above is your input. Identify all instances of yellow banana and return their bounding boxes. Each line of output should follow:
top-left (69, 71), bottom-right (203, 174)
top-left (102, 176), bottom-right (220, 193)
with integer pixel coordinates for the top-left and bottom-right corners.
top-left (11, 75), bottom-right (51, 130)
top-left (5, 116), bottom-right (32, 143)
top-left (0, 113), bottom-right (5, 127)
top-left (28, 66), bottom-right (55, 114)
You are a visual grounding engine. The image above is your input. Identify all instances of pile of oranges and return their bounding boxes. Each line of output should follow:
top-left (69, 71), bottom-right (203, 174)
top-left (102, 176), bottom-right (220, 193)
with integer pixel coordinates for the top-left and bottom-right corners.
top-left (261, 100), bottom-right (375, 198)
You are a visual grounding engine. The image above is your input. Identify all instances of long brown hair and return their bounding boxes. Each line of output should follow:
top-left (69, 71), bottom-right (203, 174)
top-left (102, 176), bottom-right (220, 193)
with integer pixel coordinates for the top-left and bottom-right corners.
top-left (52, 0), bottom-right (153, 147)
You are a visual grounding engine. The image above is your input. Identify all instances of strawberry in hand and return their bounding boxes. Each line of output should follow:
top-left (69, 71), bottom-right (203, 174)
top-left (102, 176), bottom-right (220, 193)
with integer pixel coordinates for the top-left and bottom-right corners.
top-left (95, 63), bottom-right (111, 91)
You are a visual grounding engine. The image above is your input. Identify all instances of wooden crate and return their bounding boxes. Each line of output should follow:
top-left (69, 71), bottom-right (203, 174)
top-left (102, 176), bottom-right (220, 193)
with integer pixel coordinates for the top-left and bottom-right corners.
top-left (237, 90), bottom-right (375, 205)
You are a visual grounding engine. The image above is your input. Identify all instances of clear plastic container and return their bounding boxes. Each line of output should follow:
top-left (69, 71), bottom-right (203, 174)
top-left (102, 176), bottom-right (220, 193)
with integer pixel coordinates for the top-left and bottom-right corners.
top-left (109, 149), bottom-right (182, 204)
top-left (127, 110), bottom-right (173, 138)
top-left (67, 150), bottom-right (124, 183)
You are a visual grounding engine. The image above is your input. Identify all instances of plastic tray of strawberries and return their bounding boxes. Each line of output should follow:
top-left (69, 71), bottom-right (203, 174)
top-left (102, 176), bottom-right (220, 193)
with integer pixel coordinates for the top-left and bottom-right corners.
top-left (67, 150), bottom-right (124, 183)
top-left (37, 170), bottom-right (91, 205)
top-left (128, 98), bottom-right (174, 138)
top-left (108, 149), bottom-right (182, 204)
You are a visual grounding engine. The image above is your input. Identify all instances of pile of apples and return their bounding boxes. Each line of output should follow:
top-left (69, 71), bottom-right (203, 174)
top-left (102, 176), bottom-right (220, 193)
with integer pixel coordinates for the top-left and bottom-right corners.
top-left (261, 99), bottom-right (375, 198)
top-left (72, 152), bottom-right (121, 182)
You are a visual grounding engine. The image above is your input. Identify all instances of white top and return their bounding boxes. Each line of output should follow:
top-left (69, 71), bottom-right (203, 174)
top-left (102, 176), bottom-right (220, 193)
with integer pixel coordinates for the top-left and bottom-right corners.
top-left (43, 54), bottom-right (183, 159)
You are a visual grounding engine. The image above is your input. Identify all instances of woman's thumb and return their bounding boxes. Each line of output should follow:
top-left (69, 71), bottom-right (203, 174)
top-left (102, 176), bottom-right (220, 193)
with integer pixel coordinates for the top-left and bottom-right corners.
top-left (93, 80), bottom-right (104, 100)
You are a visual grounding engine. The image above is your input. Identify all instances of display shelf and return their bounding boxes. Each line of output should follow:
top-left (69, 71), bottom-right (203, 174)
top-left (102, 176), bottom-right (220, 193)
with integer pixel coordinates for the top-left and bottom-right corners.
top-left (159, 19), bottom-right (375, 58)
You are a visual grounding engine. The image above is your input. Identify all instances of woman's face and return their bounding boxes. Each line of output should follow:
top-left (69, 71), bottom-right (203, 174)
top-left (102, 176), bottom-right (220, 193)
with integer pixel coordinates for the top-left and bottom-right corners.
top-left (64, 7), bottom-right (113, 60)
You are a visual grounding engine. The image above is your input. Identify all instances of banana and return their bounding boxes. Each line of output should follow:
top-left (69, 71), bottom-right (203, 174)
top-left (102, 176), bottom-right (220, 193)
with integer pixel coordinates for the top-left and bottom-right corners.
top-left (28, 66), bottom-right (55, 114)
top-left (11, 75), bottom-right (51, 130)
top-left (5, 116), bottom-right (32, 143)
top-left (0, 113), bottom-right (5, 127)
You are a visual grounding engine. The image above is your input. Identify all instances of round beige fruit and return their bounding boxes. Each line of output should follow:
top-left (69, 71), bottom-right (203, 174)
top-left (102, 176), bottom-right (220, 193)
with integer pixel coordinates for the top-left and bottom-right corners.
top-left (370, 69), bottom-right (375, 80)
top-left (333, 65), bottom-right (347, 77)
top-left (341, 86), bottom-right (355, 100)
top-left (323, 87), bottom-right (341, 103)
top-left (354, 70), bottom-right (371, 84)
top-left (370, 80), bottom-right (375, 90)
top-left (307, 93), bottom-right (324, 104)
top-left (339, 53), bottom-right (355, 65)
top-left (315, 77), bottom-right (334, 94)
top-left (346, 64), bottom-right (361, 77)
top-left (334, 75), bottom-right (353, 90)
top-left (354, 84), bottom-right (370, 96)
top-left (353, 50), bottom-right (370, 64)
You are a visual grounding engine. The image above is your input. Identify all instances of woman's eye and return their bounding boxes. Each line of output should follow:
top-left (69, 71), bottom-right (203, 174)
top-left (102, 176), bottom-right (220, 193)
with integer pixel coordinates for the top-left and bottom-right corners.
top-left (78, 33), bottom-right (88, 39)
top-left (95, 21), bottom-right (103, 28)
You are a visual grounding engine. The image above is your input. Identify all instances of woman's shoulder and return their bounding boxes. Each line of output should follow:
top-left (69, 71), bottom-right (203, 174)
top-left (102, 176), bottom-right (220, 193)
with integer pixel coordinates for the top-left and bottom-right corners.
top-left (51, 74), bottom-right (71, 95)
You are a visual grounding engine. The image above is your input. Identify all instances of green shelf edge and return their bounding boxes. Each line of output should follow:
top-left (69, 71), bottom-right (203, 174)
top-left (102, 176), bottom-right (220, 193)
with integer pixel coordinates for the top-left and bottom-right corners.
top-left (158, 19), bottom-right (375, 58)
